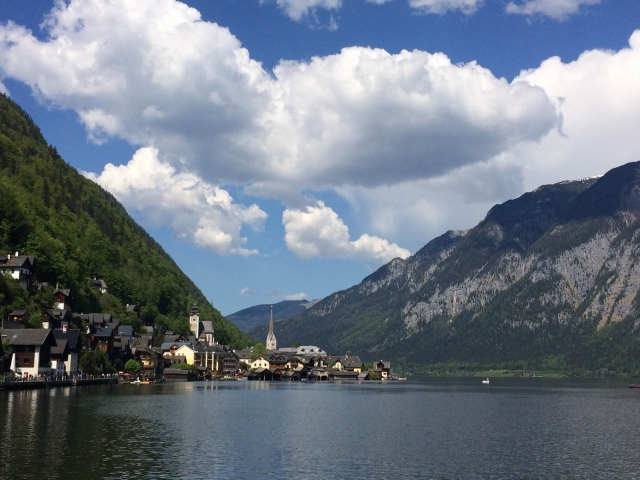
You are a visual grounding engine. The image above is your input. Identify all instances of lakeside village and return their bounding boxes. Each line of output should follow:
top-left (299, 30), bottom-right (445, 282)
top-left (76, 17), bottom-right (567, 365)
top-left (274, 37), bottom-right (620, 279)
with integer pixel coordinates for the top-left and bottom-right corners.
top-left (0, 253), bottom-right (397, 387)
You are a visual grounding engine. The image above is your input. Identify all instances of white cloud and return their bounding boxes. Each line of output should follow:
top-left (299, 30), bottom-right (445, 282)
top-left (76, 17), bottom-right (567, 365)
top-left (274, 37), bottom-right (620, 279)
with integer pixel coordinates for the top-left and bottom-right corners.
top-left (0, 80), bottom-right (7, 95)
top-left (240, 287), bottom-right (255, 297)
top-left (84, 147), bottom-right (267, 256)
top-left (284, 292), bottom-right (308, 300)
top-left (506, 0), bottom-right (602, 19)
top-left (7, 0), bottom-right (623, 263)
top-left (283, 201), bottom-right (410, 265)
top-left (408, 0), bottom-right (482, 15)
top-left (270, 0), bottom-right (342, 20)
top-left (0, 0), bottom-right (559, 193)
top-left (512, 30), bottom-right (640, 190)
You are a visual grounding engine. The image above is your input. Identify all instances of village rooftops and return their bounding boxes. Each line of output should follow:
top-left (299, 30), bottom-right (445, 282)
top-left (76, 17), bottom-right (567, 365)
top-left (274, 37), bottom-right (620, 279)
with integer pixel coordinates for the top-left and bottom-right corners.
top-left (8, 310), bottom-right (29, 317)
top-left (53, 328), bottom-right (81, 350)
top-left (53, 288), bottom-right (71, 297)
top-left (0, 254), bottom-right (35, 269)
top-left (118, 325), bottom-right (134, 337)
top-left (1, 328), bottom-right (52, 346)
top-left (92, 327), bottom-right (113, 338)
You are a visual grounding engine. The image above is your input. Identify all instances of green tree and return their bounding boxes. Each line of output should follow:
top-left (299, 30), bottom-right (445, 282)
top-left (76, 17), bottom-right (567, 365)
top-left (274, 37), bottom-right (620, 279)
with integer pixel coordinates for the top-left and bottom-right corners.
top-left (292, 341), bottom-right (302, 348)
top-left (124, 359), bottom-right (141, 375)
top-left (252, 342), bottom-right (266, 356)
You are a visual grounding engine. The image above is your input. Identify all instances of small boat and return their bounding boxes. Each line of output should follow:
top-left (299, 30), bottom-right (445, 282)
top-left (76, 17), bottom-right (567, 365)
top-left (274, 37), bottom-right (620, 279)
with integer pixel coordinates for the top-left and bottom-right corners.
top-left (482, 378), bottom-right (490, 385)
top-left (629, 384), bottom-right (640, 388)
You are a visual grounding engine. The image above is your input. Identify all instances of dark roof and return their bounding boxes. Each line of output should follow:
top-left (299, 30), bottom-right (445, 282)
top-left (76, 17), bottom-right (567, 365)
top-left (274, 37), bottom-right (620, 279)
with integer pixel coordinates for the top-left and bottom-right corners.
top-left (1, 329), bottom-right (53, 346)
top-left (51, 338), bottom-right (68, 356)
top-left (92, 278), bottom-right (107, 288)
top-left (105, 321), bottom-right (121, 330)
top-left (44, 309), bottom-right (68, 321)
top-left (126, 304), bottom-right (139, 312)
top-left (343, 356), bottom-right (363, 369)
top-left (53, 328), bottom-right (81, 349)
top-left (118, 325), bottom-right (134, 337)
top-left (200, 320), bottom-right (214, 333)
top-left (93, 327), bottom-right (113, 338)
top-left (0, 255), bottom-right (35, 269)
top-left (164, 334), bottom-right (180, 343)
top-left (54, 288), bottom-right (71, 297)
top-left (8, 310), bottom-right (29, 316)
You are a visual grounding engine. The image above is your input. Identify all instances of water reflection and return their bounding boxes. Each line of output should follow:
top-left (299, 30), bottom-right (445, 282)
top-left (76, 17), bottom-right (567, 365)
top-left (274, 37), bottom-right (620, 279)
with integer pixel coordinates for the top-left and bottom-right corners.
top-left (2, 379), bottom-right (640, 479)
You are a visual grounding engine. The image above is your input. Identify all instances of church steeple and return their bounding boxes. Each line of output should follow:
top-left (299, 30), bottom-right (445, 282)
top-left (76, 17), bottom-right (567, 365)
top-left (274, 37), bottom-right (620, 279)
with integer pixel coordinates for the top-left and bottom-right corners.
top-left (266, 306), bottom-right (277, 351)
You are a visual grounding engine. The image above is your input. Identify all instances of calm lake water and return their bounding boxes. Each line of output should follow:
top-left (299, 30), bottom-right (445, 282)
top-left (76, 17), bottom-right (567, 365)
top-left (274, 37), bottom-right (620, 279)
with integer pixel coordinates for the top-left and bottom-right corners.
top-left (2, 377), bottom-right (640, 479)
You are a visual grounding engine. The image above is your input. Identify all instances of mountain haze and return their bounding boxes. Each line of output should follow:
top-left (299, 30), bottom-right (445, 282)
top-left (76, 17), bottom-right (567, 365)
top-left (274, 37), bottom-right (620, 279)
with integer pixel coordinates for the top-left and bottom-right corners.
top-left (256, 163), bottom-right (640, 373)
top-left (227, 299), bottom-right (314, 333)
top-left (0, 93), bottom-right (252, 348)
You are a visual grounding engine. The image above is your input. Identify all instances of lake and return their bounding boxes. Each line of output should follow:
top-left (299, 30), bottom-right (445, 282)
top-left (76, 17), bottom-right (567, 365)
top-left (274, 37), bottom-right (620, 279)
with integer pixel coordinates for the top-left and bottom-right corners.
top-left (2, 378), bottom-right (640, 479)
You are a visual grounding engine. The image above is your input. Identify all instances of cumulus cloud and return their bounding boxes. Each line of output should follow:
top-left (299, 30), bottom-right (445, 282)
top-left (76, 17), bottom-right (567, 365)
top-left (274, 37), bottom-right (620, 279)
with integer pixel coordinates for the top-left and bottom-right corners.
top-left (506, 0), bottom-right (602, 19)
top-left (0, 0), bottom-right (559, 191)
top-left (511, 30), bottom-right (640, 190)
top-left (85, 147), bottom-right (267, 256)
top-left (0, 80), bottom-right (7, 95)
top-left (283, 201), bottom-right (410, 265)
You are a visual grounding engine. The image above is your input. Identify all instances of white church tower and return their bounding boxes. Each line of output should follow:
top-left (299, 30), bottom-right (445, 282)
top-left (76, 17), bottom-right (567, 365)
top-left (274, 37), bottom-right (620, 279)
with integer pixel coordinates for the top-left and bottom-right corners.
top-left (266, 306), bottom-right (277, 351)
top-left (189, 305), bottom-right (200, 338)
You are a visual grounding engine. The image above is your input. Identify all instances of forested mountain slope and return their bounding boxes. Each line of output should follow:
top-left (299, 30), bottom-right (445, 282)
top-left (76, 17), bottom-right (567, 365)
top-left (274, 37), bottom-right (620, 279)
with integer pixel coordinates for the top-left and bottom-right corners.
top-left (0, 93), bottom-right (252, 348)
top-left (258, 162), bottom-right (640, 374)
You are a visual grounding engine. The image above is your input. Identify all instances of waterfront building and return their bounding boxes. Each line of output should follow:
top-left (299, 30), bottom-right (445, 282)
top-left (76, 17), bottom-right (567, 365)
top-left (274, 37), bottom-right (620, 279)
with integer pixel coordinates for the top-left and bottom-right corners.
top-left (266, 306), bottom-right (277, 351)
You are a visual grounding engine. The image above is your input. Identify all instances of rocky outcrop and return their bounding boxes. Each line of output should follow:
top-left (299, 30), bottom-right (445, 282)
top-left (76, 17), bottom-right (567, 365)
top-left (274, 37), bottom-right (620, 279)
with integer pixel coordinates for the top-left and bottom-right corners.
top-left (255, 162), bottom-right (640, 370)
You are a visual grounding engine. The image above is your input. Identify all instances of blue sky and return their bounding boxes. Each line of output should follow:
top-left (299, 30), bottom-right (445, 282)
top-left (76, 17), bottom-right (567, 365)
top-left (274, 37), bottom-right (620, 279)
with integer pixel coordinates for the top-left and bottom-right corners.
top-left (1, 0), bottom-right (639, 315)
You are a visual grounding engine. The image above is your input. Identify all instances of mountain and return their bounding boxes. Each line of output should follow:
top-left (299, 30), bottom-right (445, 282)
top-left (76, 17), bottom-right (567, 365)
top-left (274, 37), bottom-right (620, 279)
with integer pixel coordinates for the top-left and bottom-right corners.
top-left (228, 299), bottom-right (319, 333)
top-left (253, 162), bottom-right (640, 374)
top-left (0, 93), bottom-right (252, 348)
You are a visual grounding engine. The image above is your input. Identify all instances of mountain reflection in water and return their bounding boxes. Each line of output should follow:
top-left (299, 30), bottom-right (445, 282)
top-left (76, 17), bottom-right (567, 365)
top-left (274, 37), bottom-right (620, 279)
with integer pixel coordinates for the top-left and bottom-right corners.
top-left (2, 378), bottom-right (640, 479)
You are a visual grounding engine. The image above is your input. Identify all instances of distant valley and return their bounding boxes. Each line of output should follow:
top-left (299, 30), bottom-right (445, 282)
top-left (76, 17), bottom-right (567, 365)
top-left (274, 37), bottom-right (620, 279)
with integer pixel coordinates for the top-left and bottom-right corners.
top-left (228, 299), bottom-right (320, 333)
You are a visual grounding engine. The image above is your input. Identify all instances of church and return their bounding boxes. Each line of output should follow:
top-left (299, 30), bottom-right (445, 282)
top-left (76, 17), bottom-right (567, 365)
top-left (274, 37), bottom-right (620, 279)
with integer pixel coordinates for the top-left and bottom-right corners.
top-left (266, 306), bottom-right (277, 351)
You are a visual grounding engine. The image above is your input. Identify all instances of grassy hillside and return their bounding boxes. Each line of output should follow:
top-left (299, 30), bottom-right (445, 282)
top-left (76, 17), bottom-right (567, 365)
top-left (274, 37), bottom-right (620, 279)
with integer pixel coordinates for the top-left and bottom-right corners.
top-left (0, 93), bottom-right (253, 348)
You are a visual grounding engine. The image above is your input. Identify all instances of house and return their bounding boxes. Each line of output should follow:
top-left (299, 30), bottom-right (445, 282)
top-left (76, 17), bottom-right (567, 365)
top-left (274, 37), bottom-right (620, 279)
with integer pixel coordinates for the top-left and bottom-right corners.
top-left (161, 341), bottom-right (192, 357)
top-left (135, 346), bottom-right (164, 380)
top-left (295, 345), bottom-right (327, 358)
top-left (175, 344), bottom-right (196, 365)
top-left (235, 347), bottom-right (253, 369)
top-left (193, 344), bottom-right (223, 374)
top-left (331, 370), bottom-right (360, 380)
top-left (0, 328), bottom-right (56, 377)
top-left (53, 326), bottom-right (81, 374)
top-left (222, 349), bottom-right (239, 376)
top-left (342, 356), bottom-right (363, 373)
top-left (41, 309), bottom-right (70, 330)
top-left (269, 353), bottom-right (292, 371)
top-left (7, 310), bottom-right (29, 324)
top-left (163, 367), bottom-right (197, 382)
top-left (88, 326), bottom-right (114, 354)
top-left (372, 360), bottom-right (391, 379)
top-left (0, 253), bottom-right (35, 289)
top-left (250, 354), bottom-right (270, 370)
top-left (53, 287), bottom-right (71, 310)
top-left (92, 278), bottom-right (108, 294)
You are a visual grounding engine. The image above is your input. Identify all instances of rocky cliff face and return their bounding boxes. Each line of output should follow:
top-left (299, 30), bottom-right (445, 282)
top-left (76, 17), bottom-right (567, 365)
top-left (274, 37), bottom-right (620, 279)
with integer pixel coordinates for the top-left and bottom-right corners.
top-left (258, 162), bottom-right (640, 372)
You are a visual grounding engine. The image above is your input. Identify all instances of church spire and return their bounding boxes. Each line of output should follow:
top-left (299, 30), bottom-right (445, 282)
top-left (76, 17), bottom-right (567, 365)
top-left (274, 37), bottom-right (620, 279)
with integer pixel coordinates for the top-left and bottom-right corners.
top-left (266, 305), bottom-right (277, 351)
